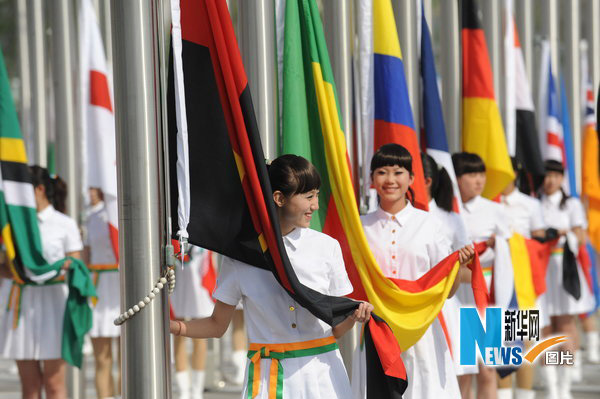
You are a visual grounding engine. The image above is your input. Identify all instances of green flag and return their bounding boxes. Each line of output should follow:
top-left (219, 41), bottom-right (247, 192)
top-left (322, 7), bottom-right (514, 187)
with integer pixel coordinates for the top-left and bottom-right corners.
top-left (0, 48), bottom-right (95, 368)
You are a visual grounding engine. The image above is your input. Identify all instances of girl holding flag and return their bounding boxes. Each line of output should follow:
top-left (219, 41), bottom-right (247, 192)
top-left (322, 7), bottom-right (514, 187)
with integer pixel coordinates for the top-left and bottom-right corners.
top-left (84, 187), bottom-right (121, 399)
top-left (0, 166), bottom-right (83, 399)
top-left (358, 144), bottom-right (474, 399)
top-left (170, 155), bottom-right (373, 399)
top-left (538, 160), bottom-right (594, 399)
top-left (452, 152), bottom-right (512, 399)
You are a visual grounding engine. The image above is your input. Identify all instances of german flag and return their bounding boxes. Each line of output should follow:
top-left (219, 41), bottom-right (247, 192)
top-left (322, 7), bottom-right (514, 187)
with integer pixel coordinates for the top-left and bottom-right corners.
top-left (462, 0), bottom-right (514, 198)
top-left (167, 0), bottom-right (406, 396)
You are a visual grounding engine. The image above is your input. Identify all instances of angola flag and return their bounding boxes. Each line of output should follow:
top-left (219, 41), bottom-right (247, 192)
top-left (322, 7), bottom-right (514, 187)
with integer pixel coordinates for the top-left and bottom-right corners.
top-left (280, 0), bottom-right (487, 352)
top-left (0, 48), bottom-right (94, 368)
top-left (167, 0), bottom-right (407, 396)
top-left (462, 0), bottom-right (514, 199)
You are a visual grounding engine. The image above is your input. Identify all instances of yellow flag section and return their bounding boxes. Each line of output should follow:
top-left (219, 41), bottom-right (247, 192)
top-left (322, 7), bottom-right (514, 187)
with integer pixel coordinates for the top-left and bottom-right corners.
top-left (509, 233), bottom-right (537, 309)
top-left (462, 0), bottom-right (514, 198)
top-left (582, 101), bottom-right (600, 251)
top-left (310, 61), bottom-right (459, 350)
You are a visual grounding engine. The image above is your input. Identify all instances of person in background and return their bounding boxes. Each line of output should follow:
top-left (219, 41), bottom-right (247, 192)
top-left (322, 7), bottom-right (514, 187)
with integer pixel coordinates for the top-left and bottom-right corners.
top-left (538, 160), bottom-right (595, 399)
top-left (452, 152), bottom-right (512, 399)
top-left (83, 187), bottom-right (121, 399)
top-left (0, 166), bottom-right (83, 399)
top-left (171, 246), bottom-right (215, 399)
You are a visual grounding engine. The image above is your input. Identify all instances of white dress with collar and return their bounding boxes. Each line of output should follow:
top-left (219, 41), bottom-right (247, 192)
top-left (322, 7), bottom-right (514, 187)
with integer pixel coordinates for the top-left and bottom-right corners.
top-left (85, 201), bottom-right (120, 338)
top-left (0, 206), bottom-right (83, 359)
top-left (539, 192), bottom-right (595, 316)
top-left (213, 227), bottom-right (353, 399)
top-left (356, 203), bottom-right (460, 399)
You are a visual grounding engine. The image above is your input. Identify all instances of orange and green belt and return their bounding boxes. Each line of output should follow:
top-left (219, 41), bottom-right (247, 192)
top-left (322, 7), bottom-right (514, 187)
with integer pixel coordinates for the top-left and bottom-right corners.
top-left (87, 264), bottom-right (118, 305)
top-left (246, 335), bottom-right (339, 399)
top-left (6, 275), bottom-right (65, 329)
top-left (551, 248), bottom-right (564, 256)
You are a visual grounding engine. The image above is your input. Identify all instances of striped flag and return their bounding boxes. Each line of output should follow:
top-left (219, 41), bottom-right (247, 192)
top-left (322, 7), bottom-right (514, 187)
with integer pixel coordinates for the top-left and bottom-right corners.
top-left (0, 47), bottom-right (95, 368)
top-left (167, 0), bottom-right (406, 396)
top-left (357, 0), bottom-right (427, 211)
top-left (560, 75), bottom-right (578, 196)
top-left (419, 3), bottom-right (462, 211)
top-left (503, 1), bottom-right (544, 178)
top-left (461, 0), bottom-right (514, 199)
top-left (79, 0), bottom-right (119, 259)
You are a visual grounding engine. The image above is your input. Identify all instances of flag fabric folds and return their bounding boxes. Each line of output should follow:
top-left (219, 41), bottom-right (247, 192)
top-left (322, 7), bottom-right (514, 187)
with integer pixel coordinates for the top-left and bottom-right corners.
top-left (559, 75), bottom-right (578, 196)
top-left (582, 79), bottom-right (600, 251)
top-left (79, 0), bottom-right (119, 259)
top-left (167, 0), bottom-right (407, 396)
top-left (419, 4), bottom-right (462, 210)
top-left (461, 0), bottom-right (514, 199)
top-left (0, 48), bottom-right (95, 368)
top-left (503, 2), bottom-right (544, 178)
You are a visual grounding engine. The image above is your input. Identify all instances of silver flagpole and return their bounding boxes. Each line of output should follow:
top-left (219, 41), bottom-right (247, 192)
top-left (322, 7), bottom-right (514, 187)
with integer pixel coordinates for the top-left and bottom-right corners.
top-left (111, 1), bottom-right (171, 398)
top-left (51, 1), bottom-right (85, 397)
top-left (440, 0), bottom-right (460, 152)
top-left (564, 0), bottom-right (582, 192)
top-left (323, 0), bottom-right (356, 374)
top-left (237, 0), bottom-right (278, 161)
top-left (583, 0), bottom-right (600, 108)
top-left (394, 0), bottom-right (419, 134)
top-left (482, 0), bottom-right (503, 123)
top-left (27, 0), bottom-right (47, 167)
top-left (16, 0), bottom-right (32, 161)
top-left (324, 0), bottom-right (355, 170)
top-left (516, 0), bottom-right (533, 86)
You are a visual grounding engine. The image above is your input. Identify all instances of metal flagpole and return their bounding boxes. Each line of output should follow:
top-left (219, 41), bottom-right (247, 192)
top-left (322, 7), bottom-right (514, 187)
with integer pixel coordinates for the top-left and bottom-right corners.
top-left (440, 0), bottom-right (460, 152)
top-left (237, 0), bottom-right (278, 161)
top-left (27, 0), bottom-right (47, 167)
top-left (583, 0), bottom-right (600, 108)
top-left (516, 0), bottom-right (534, 86)
top-left (111, 1), bottom-right (171, 398)
top-left (482, 0), bottom-right (503, 123)
top-left (52, 0), bottom-right (78, 220)
top-left (323, 0), bottom-right (356, 374)
top-left (394, 0), bottom-right (419, 134)
top-left (323, 1), bottom-right (355, 170)
top-left (51, 1), bottom-right (85, 397)
top-left (564, 0), bottom-right (582, 192)
top-left (16, 0), bottom-right (32, 161)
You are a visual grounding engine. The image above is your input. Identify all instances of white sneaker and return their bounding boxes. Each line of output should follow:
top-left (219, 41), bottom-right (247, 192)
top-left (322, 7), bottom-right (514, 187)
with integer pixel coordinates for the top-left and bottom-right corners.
top-left (190, 370), bottom-right (205, 399)
top-left (515, 388), bottom-right (535, 399)
top-left (497, 388), bottom-right (513, 399)
top-left (175, 371), bottom-right (191, 399)
top-left (586, 331), bottom-right (600, 363)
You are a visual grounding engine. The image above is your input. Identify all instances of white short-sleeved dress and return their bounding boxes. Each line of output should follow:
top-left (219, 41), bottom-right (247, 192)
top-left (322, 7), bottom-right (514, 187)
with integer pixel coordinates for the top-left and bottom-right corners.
top-left (456, 195), bottom-right (512, 307)
top-left (501, 189), bottom-right (550, 328)
top-left (539, 192), bottom-right (595, 316)
top-left (355, 203), bottom-right (460, 399)
top-left (171, 246), bottom-right (214, 319)
top-left (0, 205), bottom-right (83, 359)
top-left (213, 227), bottom-right (354, 399)
top-left (430, 200), bottom-right (478, 376)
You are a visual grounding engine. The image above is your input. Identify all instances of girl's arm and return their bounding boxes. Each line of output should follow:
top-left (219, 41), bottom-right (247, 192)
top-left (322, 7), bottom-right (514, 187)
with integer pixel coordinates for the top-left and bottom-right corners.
top-left (332, 302), bottom-right (374, 339)
top-left (572, 226), bottom-right (586, 248)
top-left (449, 245), bottom-right (475, 297)
top-left (170, 300), bottom-right (236, 339)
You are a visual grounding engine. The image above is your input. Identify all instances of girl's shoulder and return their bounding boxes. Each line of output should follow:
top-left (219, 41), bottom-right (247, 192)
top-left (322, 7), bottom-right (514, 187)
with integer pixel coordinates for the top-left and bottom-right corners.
top-left (300, 228), bottom-right (341, 250)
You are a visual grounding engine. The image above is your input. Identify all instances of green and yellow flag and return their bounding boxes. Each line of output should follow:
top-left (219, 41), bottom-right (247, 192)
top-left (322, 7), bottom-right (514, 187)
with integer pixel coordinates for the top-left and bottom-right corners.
top-left (0, 48), bottom-right (95, 368)
top-left (281, 0), bottom-right (474, 351)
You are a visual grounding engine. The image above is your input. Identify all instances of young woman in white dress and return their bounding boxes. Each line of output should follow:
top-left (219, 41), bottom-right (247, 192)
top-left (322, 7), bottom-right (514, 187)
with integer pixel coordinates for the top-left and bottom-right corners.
top-left (497, 159), bottom-right (547, 399)
top-left (169, 154), bottom-right (373, 399)
top-left (538, 160), bottom-right (594, 399)
top-left (358, 144), bottom-right (473, 399)
top-left (421, 153), bottom-right (477, 378)
top-left (171, 246), bottom-right (215, 399)
top-left (83, 187), bottom-right (120, 399)
top-left (0, 166), bottom-right (83, 399)
top-left (452, 152), bottom-right (512, 399)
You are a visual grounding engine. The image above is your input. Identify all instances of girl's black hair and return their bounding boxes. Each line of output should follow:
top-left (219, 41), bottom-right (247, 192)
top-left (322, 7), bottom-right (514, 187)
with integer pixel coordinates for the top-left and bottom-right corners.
top-left (452, 152), bottom-right (486, 177)
top-left (370, 143), bottom-right (415, 205)
top-left (422, 153), bottom-right (454, 212)
top-left (30, 165), bottom-right (68, 213)
top-left (541, 159), bottom-right (569, 209)
top-left (268, 154), bottom-right (321, 197)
